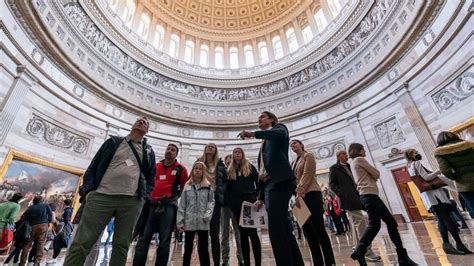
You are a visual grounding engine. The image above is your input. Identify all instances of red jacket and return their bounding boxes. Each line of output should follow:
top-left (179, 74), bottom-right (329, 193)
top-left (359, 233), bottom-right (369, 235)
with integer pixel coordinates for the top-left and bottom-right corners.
top-left (150, 160), bottom-right (188, 201)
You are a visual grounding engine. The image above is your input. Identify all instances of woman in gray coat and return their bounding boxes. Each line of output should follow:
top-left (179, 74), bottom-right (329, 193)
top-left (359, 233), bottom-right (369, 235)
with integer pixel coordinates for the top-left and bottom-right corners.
top-left (177, 161), bottom-right (215, 266)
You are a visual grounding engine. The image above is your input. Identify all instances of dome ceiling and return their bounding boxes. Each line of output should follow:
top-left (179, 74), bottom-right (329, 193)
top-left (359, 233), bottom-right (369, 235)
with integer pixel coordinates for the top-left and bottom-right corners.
top-left (151, 0), bottom-right (301, 34)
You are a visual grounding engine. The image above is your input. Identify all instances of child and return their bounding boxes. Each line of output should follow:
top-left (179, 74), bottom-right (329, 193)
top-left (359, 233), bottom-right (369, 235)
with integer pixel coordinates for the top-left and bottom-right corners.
top-left (176, 161), bottom-right (215, 266)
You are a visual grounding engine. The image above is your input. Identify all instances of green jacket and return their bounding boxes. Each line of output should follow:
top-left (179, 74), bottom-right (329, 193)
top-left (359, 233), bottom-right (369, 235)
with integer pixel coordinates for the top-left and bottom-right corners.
top-left (0, 201), bottom-right (20, 228)
top-left (434, 140), bottom-right (474, 192)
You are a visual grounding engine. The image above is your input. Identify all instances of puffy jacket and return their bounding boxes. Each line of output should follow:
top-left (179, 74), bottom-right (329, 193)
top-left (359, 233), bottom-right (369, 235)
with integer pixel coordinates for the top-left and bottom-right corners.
top-left (435, 140), bottom-right (474, 192)
top-left (176, 178), bottom-right (215, 231)
top-left (214, 159), bottom-right (228, 206)
top-left (80, 136), bottom-right (156, 201)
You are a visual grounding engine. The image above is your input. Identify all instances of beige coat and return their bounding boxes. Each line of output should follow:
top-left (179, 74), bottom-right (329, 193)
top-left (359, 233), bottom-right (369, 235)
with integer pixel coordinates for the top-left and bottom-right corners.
top-left (352, 157), bottom-right (380, 195)
top-left (291, 152), bottom-right (321, 195)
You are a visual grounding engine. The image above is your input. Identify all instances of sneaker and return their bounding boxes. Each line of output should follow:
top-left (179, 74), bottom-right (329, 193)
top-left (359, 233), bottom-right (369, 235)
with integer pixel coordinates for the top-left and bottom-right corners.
top-left (47, 258), bottom-right (58, 264)
top-left (365, 250), bottom-right (382, 261)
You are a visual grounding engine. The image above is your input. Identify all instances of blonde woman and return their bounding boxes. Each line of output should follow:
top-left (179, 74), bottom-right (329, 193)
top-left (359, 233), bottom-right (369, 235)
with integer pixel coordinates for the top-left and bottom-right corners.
top-left (290, 140), bottom-right (335, 265)
top-left (177, 161), bottom-right (215, 266)
top-left (227, 147), bottom-right (262, 266)
top-left (197, 143), bottom-right (228, 265)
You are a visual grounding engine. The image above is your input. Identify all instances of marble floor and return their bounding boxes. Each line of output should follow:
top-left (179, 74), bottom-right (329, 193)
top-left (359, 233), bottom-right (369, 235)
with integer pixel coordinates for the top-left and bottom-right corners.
top-left (2, 220), bottom-right (474, 265)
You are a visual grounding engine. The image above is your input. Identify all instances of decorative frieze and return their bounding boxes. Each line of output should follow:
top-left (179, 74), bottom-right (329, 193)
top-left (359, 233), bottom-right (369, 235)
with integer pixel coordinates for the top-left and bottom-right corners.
top-left (431, 68), bottom-right (474, 112)
top-left (373, 116), bottom-right (405, 149)
top-left (26, 114), bottom-right (91, 154)
top-left (311, 140), bottom-right (346, 160)
top-left (62, 0), bottom-right (393, 101)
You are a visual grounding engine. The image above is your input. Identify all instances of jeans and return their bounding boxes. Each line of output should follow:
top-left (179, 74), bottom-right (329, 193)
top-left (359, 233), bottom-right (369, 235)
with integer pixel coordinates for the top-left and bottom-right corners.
top-left (325, 215), bottom-right (334, 231)
top-left (302, 191), bottom-right (335, 265)
top-left (220, 206), bottom-right (243, 264)
top-left (459, 192), bottom-right (474, 218)
top-left (210, 202), bottom-right (222, 265)
top-left (432, 203), bottom-right (463, 245)
top-left (183, 230), bottom-right (210, 266)
top-left (133, 202), bottom-right (176, 266)
top-left (265, 180), bottom-right (304, 266)
top-left (358, 195), bottom-right (403, 250)
top-left (64, 192), bottom-right (143, 266)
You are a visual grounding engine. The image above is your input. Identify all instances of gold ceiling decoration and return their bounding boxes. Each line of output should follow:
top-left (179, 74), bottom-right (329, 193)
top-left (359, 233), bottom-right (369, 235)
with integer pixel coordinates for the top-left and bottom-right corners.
top-left (146, 0), bottom-right (305, 37)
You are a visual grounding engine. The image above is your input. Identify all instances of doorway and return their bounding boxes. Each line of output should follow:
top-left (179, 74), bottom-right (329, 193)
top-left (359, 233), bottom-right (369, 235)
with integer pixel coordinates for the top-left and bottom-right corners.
top-left (391, 167), bottom-right (423, 222)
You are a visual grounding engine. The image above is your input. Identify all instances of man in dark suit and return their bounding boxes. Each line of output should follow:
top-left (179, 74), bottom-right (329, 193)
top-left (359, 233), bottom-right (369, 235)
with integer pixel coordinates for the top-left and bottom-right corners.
top-left (238, 111), bottom-right (303, 266)
top-left (329, 150), bottom-right (381, 262)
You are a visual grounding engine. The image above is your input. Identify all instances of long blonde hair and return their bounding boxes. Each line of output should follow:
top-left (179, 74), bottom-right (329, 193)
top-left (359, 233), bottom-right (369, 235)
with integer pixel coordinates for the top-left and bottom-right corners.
top-left (198, 143), bottom-right (220, 172)
top-left (228, 147), bottom-right (252, 180)
top-left (188, 161), bottom-right (208, 185)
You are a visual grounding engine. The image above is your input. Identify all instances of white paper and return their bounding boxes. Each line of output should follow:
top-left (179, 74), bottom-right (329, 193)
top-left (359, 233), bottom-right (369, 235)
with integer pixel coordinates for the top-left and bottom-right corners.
top-left (239, 201), bottom-right (268, 229)
top-left (292, 197), bottom-right (311, 226)
top-left (125, 159), bottom-right (134, 166)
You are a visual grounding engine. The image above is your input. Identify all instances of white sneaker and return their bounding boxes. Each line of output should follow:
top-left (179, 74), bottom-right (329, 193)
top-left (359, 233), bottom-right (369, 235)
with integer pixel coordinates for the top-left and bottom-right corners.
top-left (46, 258), bottom-right (57, 264)
top-left (365, 250), bottom-right (382, 262)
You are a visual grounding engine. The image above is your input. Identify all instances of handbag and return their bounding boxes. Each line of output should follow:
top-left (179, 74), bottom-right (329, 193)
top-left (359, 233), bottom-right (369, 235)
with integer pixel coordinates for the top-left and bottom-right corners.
top-left (410, 164), bottom-right (446, 192)
top-left (0, 224), bottom-right (14, 250)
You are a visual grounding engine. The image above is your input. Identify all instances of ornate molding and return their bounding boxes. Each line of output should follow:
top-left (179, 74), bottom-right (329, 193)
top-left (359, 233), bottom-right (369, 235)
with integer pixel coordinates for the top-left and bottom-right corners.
top-left (310, 139), bottom-right (346, 160)
top-left (373, 116), bottom-right (405, 149)
top-left (62, 0), bottom-right (394, 101)
top-left (26, 114), bottom-right (91, 154)
top-left (431, 67), bottom-right (474, 112)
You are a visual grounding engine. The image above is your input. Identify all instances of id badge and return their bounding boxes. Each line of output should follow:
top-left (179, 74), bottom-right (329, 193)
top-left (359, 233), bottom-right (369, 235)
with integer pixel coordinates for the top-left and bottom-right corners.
top-left (125, 159), bottom-right (134, 166)
top-left (159, 175), bottom-right (166, 180)
top-left (171, 170), bottom-right (177, 175)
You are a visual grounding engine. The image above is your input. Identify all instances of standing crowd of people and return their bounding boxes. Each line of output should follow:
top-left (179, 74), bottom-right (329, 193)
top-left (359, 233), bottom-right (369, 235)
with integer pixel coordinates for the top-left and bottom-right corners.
top-left (0, 113), bottom-right (473, 266)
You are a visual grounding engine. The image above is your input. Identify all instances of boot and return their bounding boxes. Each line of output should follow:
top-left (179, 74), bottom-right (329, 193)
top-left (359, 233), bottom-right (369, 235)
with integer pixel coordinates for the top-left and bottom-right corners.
top-left (350, 245), bottom-right (367, 266)
top-left (396, 248), bottom-right (418, 265)
top-left (442, 243), bottom-right (465, 255)
top-left (456, 243), bottom-right (473, 254)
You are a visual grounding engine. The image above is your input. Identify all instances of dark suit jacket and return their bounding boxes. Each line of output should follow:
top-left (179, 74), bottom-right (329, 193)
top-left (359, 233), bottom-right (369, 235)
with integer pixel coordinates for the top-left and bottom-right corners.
top-left (329, 162), bottom-right (363, 211)
top-left (255, 123), bottom-right (295, 186)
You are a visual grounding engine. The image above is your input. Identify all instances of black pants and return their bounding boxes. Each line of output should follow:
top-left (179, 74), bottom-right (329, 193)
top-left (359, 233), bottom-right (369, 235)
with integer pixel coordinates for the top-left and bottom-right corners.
top-left (238, 227), bottom-right (262, 266)
top-left (133, 203), bottom-right (176, 266)
top-left (5, 244), bottom-right (22, 263)
top-left (265, 180), bottom-right (304, 266)
top-left (432, 203), bottom-right (463, 245)
top-left (330, 211), bottom-right (345, 235)
top-left (209, 202), bottom-right (221, 265)
top-left (53, 236), bottom-right (63, 258)
top-left (183, 230), bottom-right (210, 266)
top-left (302, 191), bottom-right (335, 265)
top-left (359, 194), bottom-right (403, 250)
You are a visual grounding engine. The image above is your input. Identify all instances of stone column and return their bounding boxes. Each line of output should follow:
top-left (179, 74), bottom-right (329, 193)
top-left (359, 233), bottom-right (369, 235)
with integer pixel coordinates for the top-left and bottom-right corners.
top-left (265, 34), bottom-right (276, 61)
top-left (0, 66), bottom-right (35, 145)
top-left (162, 24), bottom-right (172, 54)
top-left (180, 142), bottom-right (192, 167)
top-left (394, 83), bottom-right (438, 170)
top-left (209, 41), bottom-right (216, 68)
top-left (224, 42), bottom-right (230, 68)
top-left (292, 20), bottom-right (305, 47)
top-left (238, 42), bottom-right (245, 68)
top-left (146, 15), bottom-right (158, 44)
top-left (305, 9), bottom-right (319, 37)
top-left (130, 3), bottom-right (144, 30)
top-left (279, 29), bottom-right (290, 55)
top-left (178, 32), bottom-right (187, 61)
top-left (194, 38), bottom-right (201, 65)
top-left (252, 38), bottom-right (259, 64)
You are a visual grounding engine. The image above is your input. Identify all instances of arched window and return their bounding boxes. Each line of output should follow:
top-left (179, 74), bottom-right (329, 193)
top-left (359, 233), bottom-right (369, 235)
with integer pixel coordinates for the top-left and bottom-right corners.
top-left (258, 42), bottom-right (269, 64)
top-left (153, 25), bottom-right (165, 51)
top-left (215, 47), bottom-right (224, 69)
top-left (302, 25), bottom-right (313, 43)
top-left (169, 34), bottom-right (180, 58)
top-left (272, 36), bottom-right (283, 59)
top-left (184, 40), bottom-right (194, 64)
top-left (200, 44), bottom-right (209, 67)
top-left (121, 0), bottom-right (135, 27)
top-left (244, 45), bottom-right (254, 68)
top-left (137, 14), bottom-right (150, 40)
top-left (229, 47), bottom-right (239, 69)
top-left (286, 28), bottom-right (298, 53)
top-left (328, 0), bottom-right (342, 17)
top-left (314, 9), bottom-right (328, 31)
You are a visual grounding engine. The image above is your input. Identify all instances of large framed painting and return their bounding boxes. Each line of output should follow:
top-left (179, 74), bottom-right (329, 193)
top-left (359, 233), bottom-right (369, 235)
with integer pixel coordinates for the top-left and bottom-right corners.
top-left (0, 149), bottom-right (84, 219)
